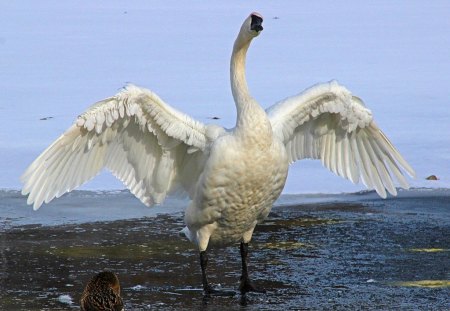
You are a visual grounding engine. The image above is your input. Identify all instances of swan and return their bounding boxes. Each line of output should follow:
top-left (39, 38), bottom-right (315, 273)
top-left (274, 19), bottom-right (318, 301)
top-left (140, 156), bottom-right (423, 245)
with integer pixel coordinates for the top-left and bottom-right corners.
top-left (21, 13), bottom-right (415, 295)
top-left (80, 271), bottom-right (124, 311)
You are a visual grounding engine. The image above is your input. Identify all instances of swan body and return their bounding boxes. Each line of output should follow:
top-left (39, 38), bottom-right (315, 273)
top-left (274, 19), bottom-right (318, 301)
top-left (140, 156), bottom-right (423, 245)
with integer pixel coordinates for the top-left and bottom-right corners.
top-left (21, 13), bottom-right (414, 294)
top-left (184, 124), bottom-right (288, 249)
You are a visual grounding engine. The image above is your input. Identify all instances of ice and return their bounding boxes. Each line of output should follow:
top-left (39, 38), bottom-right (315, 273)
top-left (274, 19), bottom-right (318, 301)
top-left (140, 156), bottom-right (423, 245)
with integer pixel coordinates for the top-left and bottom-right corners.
top-left (130, 285), bottom-right (147, 291)
top-left (1, 188), bottom-right (449, 229)
top-left (1, 1), bottom-right (449, 197)
top-left (56, 294), bottom-right (73, 305)
top-left (0, 189), bottom-right (186, 229)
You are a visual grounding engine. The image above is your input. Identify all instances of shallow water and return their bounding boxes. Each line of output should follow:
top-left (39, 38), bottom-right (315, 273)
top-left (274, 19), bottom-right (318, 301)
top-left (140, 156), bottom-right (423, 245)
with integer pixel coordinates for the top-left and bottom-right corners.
top-left (0, 191), bottom-right (449, 310)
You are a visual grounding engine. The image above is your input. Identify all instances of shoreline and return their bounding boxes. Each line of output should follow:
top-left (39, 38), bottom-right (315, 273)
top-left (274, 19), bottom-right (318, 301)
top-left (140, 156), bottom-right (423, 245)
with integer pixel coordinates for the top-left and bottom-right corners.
top-left (1, 187), bottom-right (449, 231)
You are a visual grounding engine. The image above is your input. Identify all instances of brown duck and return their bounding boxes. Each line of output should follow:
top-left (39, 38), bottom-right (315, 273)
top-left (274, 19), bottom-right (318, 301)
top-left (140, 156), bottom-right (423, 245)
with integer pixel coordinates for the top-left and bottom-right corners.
top-left (80, 271), bottom-right (124, 311)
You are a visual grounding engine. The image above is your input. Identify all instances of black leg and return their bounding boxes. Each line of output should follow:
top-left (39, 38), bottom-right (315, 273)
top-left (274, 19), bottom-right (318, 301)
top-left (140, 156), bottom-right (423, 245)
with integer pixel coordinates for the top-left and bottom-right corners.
top-left (239, 242), bottom-right (265, 294)
top-left (200, 250), bottom-right (236, 297)
top-left (240, 242), bottom-right (250, 281)
top-left (200, 251), bottom-right (213, 294)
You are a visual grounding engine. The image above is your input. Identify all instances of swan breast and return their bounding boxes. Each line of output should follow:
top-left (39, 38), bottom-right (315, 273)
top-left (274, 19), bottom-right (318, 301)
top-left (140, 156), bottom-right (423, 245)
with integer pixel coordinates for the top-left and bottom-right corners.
top-left (185, 133), bottom-right (289, 245)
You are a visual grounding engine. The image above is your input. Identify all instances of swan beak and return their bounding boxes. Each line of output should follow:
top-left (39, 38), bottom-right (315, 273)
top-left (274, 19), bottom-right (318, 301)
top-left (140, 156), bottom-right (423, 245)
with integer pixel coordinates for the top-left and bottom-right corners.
top-left (250, 14), bottom-right (263, 33)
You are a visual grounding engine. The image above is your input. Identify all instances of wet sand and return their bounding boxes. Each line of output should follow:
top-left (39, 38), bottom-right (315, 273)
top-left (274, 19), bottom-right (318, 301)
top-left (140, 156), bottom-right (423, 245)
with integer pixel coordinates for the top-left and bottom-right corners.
top-left (1, 194), bottom-right (449, 310)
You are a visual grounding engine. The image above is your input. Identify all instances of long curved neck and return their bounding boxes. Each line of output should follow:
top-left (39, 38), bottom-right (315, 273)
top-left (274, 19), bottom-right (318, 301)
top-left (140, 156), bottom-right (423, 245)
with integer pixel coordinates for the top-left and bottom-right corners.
top-left (230, 38), bottom-right (252, 106)
top-left (230, 33), bottom-right (272, 144)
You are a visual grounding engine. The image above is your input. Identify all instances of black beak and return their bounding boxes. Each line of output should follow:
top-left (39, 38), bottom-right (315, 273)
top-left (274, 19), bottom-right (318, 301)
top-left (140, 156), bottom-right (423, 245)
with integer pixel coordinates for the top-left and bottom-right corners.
top-left (250, 14), bottom-right (263, 32)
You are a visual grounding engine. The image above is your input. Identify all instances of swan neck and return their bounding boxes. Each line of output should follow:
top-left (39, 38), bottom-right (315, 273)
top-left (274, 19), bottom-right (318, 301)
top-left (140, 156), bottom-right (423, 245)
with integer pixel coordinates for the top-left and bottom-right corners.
top-left (231, 39), bottom-right (252, 105)
top-left (230, 34), bottom-right (272, 143)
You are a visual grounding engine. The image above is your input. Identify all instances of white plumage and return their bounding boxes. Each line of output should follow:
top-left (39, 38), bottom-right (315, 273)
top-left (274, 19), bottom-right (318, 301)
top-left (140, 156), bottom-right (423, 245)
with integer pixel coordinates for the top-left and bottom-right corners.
top-left (267, 80), bottom-right (415, 198)
top-left (21, 12), bottom-right (414, 294)
top-left (22, 86), bottom-right (211, 209)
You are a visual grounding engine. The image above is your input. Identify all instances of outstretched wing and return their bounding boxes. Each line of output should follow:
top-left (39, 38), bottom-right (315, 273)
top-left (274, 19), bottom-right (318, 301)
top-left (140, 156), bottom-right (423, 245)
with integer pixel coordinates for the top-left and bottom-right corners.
top-left (21, 85), bottom-right (223, 210)
top-left (267, 80), bottom-right (415, 198)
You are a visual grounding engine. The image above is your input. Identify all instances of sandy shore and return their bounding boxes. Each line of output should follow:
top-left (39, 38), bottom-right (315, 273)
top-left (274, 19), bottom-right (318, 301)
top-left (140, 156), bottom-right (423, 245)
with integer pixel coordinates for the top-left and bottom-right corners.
top-left (1, 192), bottom-right (449, 310)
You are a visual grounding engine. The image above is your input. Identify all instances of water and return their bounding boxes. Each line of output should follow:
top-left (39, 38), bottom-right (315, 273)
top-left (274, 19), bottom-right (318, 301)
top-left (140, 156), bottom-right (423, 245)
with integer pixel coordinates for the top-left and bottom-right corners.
top-left (1, 189), bottom-right (449, 310)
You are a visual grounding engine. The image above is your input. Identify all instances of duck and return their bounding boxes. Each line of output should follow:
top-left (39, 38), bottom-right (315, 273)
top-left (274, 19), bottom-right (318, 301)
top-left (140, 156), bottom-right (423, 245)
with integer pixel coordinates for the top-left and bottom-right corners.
top-left (21, 12), bottom-right (414, 295)
top-left (80, 271), bottom-right (124, 311)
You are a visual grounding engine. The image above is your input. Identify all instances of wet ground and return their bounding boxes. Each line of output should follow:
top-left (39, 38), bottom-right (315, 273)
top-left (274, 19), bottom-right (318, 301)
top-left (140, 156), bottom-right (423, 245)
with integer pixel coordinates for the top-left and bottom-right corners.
top-left (1, 193), bottom-right (449, 310)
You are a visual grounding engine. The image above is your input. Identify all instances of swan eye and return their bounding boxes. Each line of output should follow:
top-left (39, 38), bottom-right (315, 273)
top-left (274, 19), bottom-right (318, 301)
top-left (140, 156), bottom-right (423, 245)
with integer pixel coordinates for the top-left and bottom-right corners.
top-left (250, 14), bottom-right (263, 32)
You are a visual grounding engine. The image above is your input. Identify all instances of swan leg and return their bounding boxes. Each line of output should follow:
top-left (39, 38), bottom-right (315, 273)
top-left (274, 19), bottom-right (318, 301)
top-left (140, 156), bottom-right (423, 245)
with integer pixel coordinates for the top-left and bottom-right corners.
top-left (239, 242), bottom-right (265, 294)
top-left (200, 250), bottom-right (235, 297)
top-left (200, 250), bottom-right (213, 294)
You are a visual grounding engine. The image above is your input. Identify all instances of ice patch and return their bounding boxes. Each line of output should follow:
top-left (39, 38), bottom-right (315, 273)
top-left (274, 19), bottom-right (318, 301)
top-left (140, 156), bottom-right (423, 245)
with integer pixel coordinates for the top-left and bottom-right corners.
top-left (131, 285), bottom-right (147, 291)
top-left (1, 188), bottom-right (449, 229)
top-left (57, 294), bottom-right (73, 305)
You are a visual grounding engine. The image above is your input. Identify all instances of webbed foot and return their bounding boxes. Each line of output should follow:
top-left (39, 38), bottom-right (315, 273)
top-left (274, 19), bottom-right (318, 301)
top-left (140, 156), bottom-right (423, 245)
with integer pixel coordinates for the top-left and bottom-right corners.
top-left (239, 242), bottom-right (267, 295)
top-left (239, 276), bottom-right (266, 294)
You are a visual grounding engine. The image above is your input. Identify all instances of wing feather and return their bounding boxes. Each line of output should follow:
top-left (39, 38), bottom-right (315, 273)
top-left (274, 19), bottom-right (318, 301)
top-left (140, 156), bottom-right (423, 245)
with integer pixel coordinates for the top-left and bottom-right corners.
top-left (21, 85), bottom-right (217, 210)
top-left (267, 80), bottom-right (415, 197)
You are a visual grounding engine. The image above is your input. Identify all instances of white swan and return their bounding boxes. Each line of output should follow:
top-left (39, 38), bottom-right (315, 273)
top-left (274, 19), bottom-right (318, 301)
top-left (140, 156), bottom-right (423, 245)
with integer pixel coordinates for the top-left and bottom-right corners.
top-left (21, 13), bottom-right (415, 295)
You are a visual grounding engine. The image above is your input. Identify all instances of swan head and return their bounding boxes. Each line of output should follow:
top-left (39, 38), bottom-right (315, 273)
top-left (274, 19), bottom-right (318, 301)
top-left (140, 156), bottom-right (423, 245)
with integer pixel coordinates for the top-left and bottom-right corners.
top-left (249, 12), bottom-right (263, 34)
top-left (239, 12), bottom-right (264, 41)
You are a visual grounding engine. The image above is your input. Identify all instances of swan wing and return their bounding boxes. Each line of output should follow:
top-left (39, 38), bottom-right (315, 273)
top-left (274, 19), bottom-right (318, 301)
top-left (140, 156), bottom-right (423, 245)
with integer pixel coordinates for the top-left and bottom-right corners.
top-left (21, 85), bottom-right (219, 210)
top-left (267, 80), bottom-right (415, 197)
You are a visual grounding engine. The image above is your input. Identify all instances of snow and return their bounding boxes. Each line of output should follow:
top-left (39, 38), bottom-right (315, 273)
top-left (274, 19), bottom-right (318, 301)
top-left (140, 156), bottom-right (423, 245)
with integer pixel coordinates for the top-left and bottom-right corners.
top-left (1, 1), bottom-right (449, 197)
